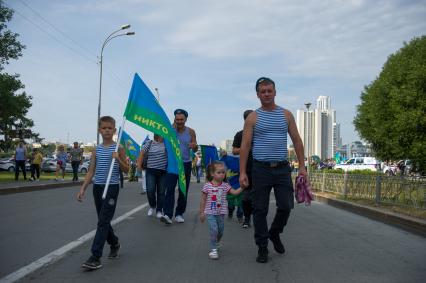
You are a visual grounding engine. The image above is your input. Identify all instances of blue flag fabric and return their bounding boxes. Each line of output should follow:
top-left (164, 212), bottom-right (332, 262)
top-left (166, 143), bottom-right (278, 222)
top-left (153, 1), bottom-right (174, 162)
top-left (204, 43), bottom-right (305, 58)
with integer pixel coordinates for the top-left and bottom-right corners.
top-left (200, 145), bottom-right (219, 169)
top-left (220, 155), bottom-right (240, 189)
top-left (120, 130), bottom-right (140, 162)
top-left (141, 134), bottom-right (150, 146)
top-left (124, 73), bottom-right (186, 195)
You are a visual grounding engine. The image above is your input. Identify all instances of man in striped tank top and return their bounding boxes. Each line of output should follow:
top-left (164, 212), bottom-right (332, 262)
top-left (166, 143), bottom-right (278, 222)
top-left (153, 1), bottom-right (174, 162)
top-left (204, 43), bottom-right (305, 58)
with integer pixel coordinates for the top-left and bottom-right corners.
top-left (77, 116), bottom-right (129, 270)
top-left (239, 77), bottom-right (307, 263)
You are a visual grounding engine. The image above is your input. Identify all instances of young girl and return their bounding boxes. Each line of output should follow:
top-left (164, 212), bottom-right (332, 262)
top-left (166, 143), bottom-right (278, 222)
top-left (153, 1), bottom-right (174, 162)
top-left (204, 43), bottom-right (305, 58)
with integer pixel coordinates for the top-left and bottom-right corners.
top-left (199, 160), bottom-right (243, 259)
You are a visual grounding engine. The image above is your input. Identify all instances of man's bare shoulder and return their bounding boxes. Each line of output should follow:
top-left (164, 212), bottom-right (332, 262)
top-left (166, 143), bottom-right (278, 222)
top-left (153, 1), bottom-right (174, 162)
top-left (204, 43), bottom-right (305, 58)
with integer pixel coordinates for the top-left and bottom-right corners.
top-left (187, 126), bottom-right (196, 135)
top-left (283, 108), bottom-right (295, 121)
top-left (246, 111), bottom-right (257, 126)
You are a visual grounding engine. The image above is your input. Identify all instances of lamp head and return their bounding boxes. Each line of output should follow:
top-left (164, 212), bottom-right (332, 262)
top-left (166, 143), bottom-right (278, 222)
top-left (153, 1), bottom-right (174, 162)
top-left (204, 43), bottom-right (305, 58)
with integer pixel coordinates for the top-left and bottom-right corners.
top-left (121, 24), bottom-right (131, 30)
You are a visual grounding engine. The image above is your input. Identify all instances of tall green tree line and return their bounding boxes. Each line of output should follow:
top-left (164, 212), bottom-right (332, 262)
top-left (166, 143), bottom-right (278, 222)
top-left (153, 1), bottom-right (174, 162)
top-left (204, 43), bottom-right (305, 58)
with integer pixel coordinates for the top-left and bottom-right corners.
top-left (0, 0), bottom-right (39, 151)
top-left (354, 36), bottom-right (426, 173)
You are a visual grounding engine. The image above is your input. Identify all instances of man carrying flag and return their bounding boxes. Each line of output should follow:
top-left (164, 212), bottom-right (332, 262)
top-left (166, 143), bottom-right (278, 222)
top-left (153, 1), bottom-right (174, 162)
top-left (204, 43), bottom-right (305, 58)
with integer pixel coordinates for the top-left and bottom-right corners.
top-left (161, 109), bottom-right (198, 224)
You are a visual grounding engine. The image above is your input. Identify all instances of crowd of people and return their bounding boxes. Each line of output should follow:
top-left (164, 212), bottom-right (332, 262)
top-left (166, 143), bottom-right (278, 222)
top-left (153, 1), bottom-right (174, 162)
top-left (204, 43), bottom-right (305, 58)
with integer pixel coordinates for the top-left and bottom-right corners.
top-left (11, 141), bottom-right (84, 182)
top-left (76, 76), bottom-right (307, 270)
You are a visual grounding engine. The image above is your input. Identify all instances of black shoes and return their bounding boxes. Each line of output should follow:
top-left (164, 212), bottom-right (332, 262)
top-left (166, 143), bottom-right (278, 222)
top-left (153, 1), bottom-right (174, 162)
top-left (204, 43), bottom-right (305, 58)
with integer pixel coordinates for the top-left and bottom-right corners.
top-left (82, 256), bottom-right (102, 270)
top-left (256, 247), bottom-right (269, 263)
top-left (269, 233), bottom-right (285, 254)
top-left (242, 217), bottom-right (250, 228)
top-left (108, 243), bottom-right (121, 259)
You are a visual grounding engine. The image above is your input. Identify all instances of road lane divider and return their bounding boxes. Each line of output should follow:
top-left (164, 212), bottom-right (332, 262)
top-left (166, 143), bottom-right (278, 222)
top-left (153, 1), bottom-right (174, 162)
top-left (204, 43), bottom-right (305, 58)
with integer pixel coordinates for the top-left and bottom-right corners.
top-left (0, 202), bottom-right (149, 283)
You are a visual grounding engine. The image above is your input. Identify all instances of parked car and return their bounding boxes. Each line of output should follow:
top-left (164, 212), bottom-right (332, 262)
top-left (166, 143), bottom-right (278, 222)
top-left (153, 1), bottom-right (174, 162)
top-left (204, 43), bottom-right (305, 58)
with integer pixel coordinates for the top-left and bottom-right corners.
top-left (42, 159), bottom-right (90, 174)
top-left (0, 158), bottom-right (15, 172)
top-left (382, 164), bottom-right (398, 176)
top-left (65, 161), bottom-right (90, 174)
top-left (334, 157), bottom-right (380, 172)
top-left (41, 158), bottom-right (57, 172)
top-left (0, 158), bottom-right (31, 172)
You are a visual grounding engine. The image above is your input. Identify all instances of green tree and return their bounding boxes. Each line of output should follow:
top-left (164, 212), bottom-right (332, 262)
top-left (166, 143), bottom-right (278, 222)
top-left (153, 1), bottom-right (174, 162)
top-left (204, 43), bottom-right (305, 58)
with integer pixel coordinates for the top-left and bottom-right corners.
top-left (0, 1), bottom-right (39, 151)
top-left (354, 36), bottom-right (426, 173)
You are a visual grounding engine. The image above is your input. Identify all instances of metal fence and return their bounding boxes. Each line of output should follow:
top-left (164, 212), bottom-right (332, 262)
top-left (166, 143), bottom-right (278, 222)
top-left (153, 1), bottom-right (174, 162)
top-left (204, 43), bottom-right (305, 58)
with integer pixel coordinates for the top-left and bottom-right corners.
top-left (308, 172), bottom-right (426, 209)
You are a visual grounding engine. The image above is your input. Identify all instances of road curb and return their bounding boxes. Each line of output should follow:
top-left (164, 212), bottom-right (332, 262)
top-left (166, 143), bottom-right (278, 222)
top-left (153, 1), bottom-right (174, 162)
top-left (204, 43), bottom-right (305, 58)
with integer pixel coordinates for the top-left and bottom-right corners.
top-left (0, 181), bottom-right (83, 195)
top-left (314, 193), bottom-right (426, 238)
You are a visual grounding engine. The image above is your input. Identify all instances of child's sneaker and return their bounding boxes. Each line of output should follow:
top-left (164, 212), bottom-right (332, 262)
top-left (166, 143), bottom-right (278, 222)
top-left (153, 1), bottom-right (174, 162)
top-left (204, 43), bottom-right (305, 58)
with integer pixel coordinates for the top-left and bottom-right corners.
top-left (82, 256), bottom-right (102, 270)
top-left (108, 243), bottom-right (121, 259)
top-left (208, 249), bottom-right (219, 260)
top-left (147, 208), bottom-right (154, 217)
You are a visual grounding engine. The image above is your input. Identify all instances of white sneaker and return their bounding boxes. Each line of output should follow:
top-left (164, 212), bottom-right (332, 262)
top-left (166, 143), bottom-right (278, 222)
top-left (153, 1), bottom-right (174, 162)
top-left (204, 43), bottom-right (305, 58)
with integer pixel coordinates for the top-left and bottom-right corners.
top-left (175, 215), bottom-right (185, 223)
top-left (156, 211), bottom-right (163, 219)
top-left (147, 208), bottom-right (154, 217)
top-left (209, 249), bottom-right (219, 260)
top-left (160, 215), bottom-right (173, 225)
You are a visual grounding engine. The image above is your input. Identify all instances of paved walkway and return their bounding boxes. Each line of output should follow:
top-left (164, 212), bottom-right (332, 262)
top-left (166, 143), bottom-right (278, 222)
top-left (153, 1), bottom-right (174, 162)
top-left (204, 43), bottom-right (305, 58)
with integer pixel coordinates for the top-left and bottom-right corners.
top-left (2, 182), bottom-right (424, 283)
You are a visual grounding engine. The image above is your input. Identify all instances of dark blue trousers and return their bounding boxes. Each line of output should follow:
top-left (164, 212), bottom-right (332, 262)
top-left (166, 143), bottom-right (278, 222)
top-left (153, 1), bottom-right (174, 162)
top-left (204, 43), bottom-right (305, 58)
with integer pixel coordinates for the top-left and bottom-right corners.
top-left (91, 184), bottom-right (120, 258)
top-left (163, 162), bottom-right (192, 218)
top-left (252, 162), bottom-right (294, 248)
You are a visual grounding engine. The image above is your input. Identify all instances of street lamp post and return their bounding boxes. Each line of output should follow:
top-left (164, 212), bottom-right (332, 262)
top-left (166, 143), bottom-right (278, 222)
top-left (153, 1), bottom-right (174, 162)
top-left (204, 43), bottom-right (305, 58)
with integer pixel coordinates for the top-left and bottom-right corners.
top-left (97, 24), bottom-right (135, 145)
top-left (154, 88), bottom-right (160, 102)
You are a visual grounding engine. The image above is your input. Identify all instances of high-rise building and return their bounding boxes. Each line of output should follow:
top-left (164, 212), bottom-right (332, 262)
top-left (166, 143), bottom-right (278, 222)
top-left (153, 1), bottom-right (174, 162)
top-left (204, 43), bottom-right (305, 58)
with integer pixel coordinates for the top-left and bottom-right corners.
top-left (296, 96), bottom-right (340, 160)
top-left (296, 108), bottom-right (314, 158)
top-left (220, 139), bottom-right (234, 154)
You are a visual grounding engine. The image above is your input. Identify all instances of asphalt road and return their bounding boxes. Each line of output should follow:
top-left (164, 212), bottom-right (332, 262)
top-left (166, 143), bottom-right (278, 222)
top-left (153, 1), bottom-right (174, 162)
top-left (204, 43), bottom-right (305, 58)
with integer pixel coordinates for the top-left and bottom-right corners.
top-left (0, 182), bottom-right (425, 283)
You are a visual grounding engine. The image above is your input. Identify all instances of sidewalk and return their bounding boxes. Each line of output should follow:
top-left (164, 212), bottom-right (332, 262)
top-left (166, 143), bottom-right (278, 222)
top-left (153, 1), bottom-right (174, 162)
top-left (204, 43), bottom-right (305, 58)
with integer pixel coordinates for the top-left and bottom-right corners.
top-left (0, 179), bottom-right (83, 195)
top-left (314, 192), bottom-right (426, 237)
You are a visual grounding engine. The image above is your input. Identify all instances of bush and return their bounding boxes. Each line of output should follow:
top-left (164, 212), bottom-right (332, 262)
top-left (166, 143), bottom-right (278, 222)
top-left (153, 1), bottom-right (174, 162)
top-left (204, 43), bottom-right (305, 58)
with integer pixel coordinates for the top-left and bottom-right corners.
top-left (312, 168), bottom-right (382, 175)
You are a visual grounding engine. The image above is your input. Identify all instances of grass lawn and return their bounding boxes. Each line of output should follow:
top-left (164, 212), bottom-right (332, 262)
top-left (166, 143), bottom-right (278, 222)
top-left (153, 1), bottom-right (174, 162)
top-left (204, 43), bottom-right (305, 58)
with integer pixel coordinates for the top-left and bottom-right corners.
top-left (0, 171), bottom-right (83, 182)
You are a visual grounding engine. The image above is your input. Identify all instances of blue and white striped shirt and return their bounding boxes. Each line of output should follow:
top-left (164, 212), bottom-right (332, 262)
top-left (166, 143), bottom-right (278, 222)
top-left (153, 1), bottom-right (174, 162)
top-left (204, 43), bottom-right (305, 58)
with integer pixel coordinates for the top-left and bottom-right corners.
top-left (94, 143), bottom-right (120, 185)
top-left (252, 106), bottom-right (288, 161)
top-left (143, 141), bottom-right (167, 170)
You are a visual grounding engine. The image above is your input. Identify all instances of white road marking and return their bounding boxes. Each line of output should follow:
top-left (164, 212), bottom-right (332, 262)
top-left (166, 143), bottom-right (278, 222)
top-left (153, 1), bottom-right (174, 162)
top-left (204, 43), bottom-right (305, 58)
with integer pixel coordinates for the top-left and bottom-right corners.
top-left (0, 202), bottom-right (149, 283)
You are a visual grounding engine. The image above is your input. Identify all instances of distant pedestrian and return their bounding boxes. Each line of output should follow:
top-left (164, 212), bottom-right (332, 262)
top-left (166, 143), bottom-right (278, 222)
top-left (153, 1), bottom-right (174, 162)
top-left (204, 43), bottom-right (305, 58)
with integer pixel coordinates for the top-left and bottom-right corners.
top-left (30, 148), bottom-right (43, 181)
top-left (232, 109), bottom-right (254, 228)
top-left (137, 134), bottom-right (168, 218)
top-left (77, 116), bottom-right (129, 270)
top-left (195, 153), bottom-right (202, 183)
top-left (14, 142), bottom-right (27, 181)
top-left (69, 142), bottom-right (83, 181)
top-left (199, 161), bottom-right (244, 259)
top-left (55, 145), bottom-right (67, 181)
top-left (239, 77), bottom-right (307, 263)
top-left (161, 109), bottom-right (198, 225)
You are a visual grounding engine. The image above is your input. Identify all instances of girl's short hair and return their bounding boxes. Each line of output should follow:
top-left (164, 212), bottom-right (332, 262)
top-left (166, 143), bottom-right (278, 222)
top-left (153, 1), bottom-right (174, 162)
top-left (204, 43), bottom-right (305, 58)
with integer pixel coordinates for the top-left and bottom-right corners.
top-left (206, 160), bottom-right (227, 182)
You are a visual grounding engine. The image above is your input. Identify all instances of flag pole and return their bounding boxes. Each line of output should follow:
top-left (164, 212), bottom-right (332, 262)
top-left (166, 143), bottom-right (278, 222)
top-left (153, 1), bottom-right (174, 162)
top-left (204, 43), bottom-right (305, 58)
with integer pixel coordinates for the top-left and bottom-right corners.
top-left (102, 117), bottom-right (126, 199)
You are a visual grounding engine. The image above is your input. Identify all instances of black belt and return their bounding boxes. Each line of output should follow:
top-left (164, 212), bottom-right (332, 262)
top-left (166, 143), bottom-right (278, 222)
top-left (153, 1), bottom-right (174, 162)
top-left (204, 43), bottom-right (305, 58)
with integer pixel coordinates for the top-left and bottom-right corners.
top-left (253, 159), bottom-right (289, 168)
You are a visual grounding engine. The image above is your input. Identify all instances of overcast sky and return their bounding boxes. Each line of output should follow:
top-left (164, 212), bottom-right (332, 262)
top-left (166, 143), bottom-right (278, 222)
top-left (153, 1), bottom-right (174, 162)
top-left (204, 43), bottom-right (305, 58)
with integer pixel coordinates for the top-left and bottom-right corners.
top-left (4, 0), bottom-right (426, 146)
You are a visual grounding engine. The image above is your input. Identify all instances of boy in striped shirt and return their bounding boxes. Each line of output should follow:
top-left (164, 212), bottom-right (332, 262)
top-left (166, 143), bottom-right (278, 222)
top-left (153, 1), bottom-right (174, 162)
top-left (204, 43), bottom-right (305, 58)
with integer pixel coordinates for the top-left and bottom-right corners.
top-left (77, 116), bottom-right (129, 270)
